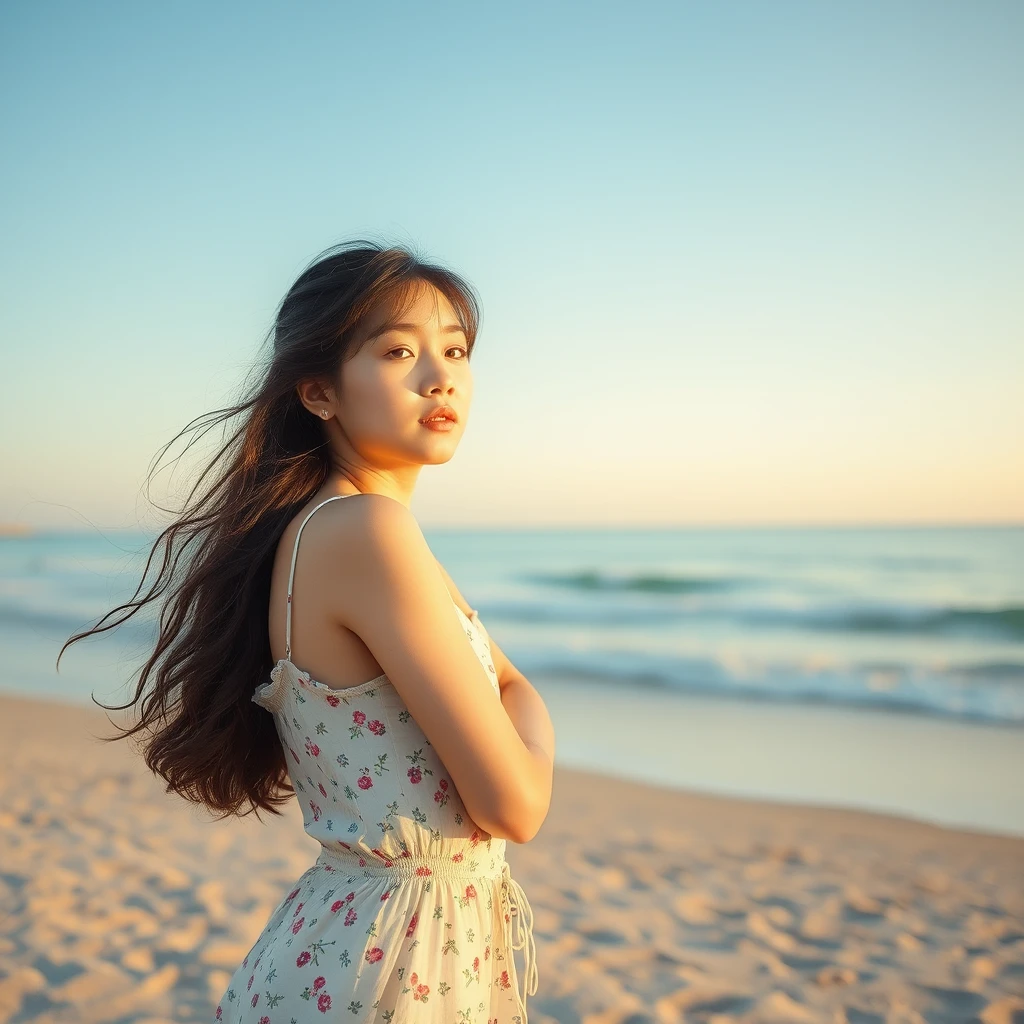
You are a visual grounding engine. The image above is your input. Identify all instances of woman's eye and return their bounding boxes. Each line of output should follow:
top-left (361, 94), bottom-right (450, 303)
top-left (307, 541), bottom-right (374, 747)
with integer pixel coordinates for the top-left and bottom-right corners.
top-left (386, 346), bottom-right (468, 360)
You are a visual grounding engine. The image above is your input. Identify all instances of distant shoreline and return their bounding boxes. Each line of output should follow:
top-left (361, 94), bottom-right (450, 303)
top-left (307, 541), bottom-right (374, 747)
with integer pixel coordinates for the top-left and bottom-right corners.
top-left (2, 521), bottom-right (1024, 535)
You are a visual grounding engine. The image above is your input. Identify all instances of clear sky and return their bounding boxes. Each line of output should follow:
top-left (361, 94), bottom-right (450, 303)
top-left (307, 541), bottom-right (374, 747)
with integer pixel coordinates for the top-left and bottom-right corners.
top-left (2, 1), bottom-right (1021, 529)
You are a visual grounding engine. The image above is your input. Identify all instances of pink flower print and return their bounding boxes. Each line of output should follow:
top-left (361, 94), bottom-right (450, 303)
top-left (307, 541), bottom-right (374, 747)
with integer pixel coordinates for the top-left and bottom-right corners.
top-left (439, 778), bottom-right (449, 792)
top-left (305, 737), bottom-right (320, 758)
top-left (470, 829), bottom-right (482, 846)
top-left (251, 992), bottom-right (259, 1007)
top-left (317, 992), bottom-right (332, 1012)
top-left (243, 955), bottom-right (249, 967)
top-left (215, 1007), bottom-right (222, 1020)
top-left (414, 865), bottom-right (433, 877)
top-left (409, 971), bottom-right (430, 1002)
top-left (484, 943), bottom-right (490, 960)
top-left (472, 956), bottom-right (480, 972)
top-left (313, 976), bottom-right (326, 993)
top-left (357, 773), bottom-right (372, 790)
top-left (247, 972), bottom-right (254, 990)
top-left (344, 907), bottom-right (357, 926)
top-left (497, 969), bottom-right (511, 990)
top-left (289, 746), bottom-right (300, 765)
top-left (407, 766), bottom-right (422, 784)
top-left (366, 946), bottom-right (384, 963)
top-left (452, 851), bottom-right (464, 862)
top-left (318, 781), bottom-right (328, 797)
top-left (368, 719), bottom-right (386, 735)
top-left (330, 890), bottom-right (355, 913)
top-left (296, 950), bottom-right (311, 967)
top-left (291, 916), bottom-right (305, 934)
top-left (293, 901), bottom-right (305, 917)
top-left (286, 887), bottom-right (301, 901)
top-left (405, 912), bottom-right (419, 937)
top-left (309, 801), bottom-right (322, 821)
top-left (352, 710), bottom-right (366, 725)
top-left (465, 883), bottom-right (477, 900)
top-left (325, 693), bottom-right (340, 707)
top-left (260, 1018), bottom-right (270, 1024)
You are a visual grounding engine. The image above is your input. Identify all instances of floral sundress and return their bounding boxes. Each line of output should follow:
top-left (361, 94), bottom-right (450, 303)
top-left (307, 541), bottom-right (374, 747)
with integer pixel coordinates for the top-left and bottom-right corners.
top-left (214, 495), bottom-right (538, 1023)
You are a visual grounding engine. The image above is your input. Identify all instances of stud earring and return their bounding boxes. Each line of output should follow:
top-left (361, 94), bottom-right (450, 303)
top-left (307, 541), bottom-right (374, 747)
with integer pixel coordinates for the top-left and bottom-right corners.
top-left (321, 410), bottom-right (328, 419)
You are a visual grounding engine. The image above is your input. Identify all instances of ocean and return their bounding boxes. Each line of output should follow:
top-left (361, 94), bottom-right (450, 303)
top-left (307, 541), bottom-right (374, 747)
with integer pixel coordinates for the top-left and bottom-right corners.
top-left (2, 524), bottom-right (1023, 722)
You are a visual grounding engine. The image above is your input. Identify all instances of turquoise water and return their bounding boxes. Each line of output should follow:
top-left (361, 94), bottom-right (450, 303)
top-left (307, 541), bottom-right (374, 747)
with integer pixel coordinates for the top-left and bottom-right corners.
top-left (2, 524), bottom-right (1022, 724)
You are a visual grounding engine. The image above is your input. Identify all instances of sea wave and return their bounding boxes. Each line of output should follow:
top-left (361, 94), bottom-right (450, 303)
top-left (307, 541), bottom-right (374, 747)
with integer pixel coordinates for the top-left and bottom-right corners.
top-left (466, 593), bottom-right (1024, 641)
top-left (526, 570), bottom-right (748, 594)
top-left (509, 646), bottom-right (1024, 725)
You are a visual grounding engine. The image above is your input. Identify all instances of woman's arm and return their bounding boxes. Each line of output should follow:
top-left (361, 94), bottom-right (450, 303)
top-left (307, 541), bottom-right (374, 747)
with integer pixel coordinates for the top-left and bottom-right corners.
top-left (433, 559), bottom-right (528, 694)
top-left (499, 672), bottom-right (555, 841)
top-left (434, 560), bottom-right (555, 840)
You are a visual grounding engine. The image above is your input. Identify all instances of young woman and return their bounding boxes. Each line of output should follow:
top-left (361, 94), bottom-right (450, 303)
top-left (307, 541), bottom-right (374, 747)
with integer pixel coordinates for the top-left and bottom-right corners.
top-left (59, 240), bottom-right (556, 1023)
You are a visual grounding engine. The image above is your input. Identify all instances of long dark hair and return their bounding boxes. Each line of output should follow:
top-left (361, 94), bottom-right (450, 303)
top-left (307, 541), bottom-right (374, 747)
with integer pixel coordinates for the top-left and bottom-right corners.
top-left (57, 239), bottom-right (481, 820)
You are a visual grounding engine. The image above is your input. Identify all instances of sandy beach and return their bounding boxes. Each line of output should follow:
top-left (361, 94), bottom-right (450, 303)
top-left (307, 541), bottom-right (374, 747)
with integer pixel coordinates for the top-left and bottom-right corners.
top-left (1, 690), bottom-right (1022, 1024)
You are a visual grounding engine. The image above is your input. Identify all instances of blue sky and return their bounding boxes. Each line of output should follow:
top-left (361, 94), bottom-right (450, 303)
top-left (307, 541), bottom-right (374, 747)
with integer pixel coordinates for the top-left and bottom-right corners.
top-left (2, 1), bottom-right (1021, 529)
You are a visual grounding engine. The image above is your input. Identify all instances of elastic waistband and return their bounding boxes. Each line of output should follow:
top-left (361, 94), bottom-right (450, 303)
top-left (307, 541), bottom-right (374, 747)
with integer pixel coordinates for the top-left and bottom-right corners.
top-left (314, 847), bottom-right (538, 1022)
top-left (315, 845), bottom-right (507, 880)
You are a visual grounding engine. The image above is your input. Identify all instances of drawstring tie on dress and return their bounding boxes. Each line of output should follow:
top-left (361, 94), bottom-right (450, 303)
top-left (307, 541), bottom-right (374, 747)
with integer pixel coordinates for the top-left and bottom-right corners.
top-left (499, 860), bottom-right (538, 1023)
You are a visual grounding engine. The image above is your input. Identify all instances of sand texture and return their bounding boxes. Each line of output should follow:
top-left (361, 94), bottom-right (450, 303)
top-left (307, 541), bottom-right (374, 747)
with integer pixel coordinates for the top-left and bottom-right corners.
top-left (1, 692), bottom-right (1023, 1023)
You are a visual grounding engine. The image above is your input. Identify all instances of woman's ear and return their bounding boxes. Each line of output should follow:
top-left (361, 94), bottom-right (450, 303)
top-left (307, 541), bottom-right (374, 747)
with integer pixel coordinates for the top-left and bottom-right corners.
top-left (296, 379), bottom-right (335, 419)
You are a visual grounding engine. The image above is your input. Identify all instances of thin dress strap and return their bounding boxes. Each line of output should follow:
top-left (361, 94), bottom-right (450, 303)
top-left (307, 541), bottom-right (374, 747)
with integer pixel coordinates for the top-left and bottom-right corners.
top-left (285, 494), bottom-right (353, 662)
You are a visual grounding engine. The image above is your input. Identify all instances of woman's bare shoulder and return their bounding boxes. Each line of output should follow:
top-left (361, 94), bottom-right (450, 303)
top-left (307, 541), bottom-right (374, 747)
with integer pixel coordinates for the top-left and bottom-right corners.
top-left (277, 493), bottom-right (414, 600)
top-left (299, 497), bottom-right (470, 608)
top-left (286, 495), bottom-right (475, 620)
top-left (289, 491), bottom-right (412, 546)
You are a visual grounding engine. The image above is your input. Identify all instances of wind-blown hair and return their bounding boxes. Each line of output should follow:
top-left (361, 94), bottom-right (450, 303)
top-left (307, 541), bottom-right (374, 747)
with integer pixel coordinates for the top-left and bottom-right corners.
top-left (57, 239), bottom-right (481, 820)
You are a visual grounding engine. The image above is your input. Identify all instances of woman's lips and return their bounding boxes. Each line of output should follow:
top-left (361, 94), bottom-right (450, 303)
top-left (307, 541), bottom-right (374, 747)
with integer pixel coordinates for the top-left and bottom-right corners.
top-left (420, 417), bottom-right (456, 432)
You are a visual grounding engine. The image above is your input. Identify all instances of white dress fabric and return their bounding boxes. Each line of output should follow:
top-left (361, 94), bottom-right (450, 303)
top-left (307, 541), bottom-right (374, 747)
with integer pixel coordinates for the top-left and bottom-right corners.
top-left (215, 495), bottom-right (538, 1023)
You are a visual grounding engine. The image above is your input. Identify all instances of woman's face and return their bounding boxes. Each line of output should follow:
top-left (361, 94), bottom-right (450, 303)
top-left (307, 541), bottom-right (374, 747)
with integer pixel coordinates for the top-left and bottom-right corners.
top-left (332, 282), bottom-right (472, 468)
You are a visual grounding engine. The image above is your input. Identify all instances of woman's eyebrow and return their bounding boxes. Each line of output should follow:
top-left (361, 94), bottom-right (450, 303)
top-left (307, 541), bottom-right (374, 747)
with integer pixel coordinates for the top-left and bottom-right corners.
top-left (374, 322), bottom-right (466, 339)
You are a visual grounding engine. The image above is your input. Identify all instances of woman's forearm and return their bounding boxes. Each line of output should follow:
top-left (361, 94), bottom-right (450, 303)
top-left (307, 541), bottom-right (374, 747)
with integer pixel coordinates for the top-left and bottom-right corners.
top-left (500, 675), bottom-right (555, 762)
top-left (501, 675), bottom-right (555, 839)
